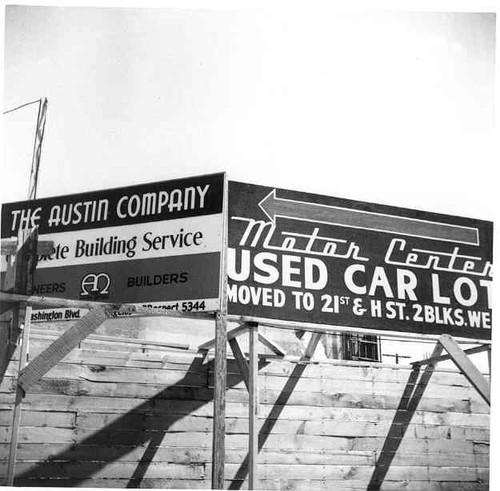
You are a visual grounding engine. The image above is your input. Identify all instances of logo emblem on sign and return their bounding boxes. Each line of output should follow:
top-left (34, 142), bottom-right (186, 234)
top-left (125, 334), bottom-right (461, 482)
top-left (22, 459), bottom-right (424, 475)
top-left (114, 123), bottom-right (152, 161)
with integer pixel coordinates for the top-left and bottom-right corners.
top-left (80, 272), bottom-right (111, 299)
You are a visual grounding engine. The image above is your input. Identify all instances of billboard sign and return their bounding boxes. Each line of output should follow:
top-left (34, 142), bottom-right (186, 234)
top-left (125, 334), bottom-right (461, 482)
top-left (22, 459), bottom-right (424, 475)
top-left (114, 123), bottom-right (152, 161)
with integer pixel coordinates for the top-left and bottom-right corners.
top-left (1, 173), bottom-right (225, 315)
top-left (227, 181), bottom-right (493, 340)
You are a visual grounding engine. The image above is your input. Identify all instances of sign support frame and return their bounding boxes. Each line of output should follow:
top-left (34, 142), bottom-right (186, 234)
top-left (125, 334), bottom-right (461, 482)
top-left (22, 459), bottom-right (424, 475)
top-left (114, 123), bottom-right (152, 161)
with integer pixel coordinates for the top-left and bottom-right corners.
top-left (5, 302), bottom-right (31, 486)
top-left (248, 321), bottom-right (259, 490)
top-left (3, 227), bottom-right (40, 487)
top-left (412, 333), bottom-right (490, 406)
top-left (211, 173), bottom-right (229, 489)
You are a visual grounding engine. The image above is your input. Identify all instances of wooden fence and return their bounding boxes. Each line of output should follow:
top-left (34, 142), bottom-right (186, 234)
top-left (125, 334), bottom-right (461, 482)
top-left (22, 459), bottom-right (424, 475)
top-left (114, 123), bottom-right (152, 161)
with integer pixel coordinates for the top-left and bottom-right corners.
top-left (0, 318), bottom-right (490, 490)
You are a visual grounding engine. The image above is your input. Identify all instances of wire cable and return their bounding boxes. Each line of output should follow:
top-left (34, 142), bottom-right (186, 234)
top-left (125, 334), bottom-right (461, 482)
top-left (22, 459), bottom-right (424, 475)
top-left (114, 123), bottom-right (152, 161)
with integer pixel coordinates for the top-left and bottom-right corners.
top-left (3, 99), bottom-right (42, 115)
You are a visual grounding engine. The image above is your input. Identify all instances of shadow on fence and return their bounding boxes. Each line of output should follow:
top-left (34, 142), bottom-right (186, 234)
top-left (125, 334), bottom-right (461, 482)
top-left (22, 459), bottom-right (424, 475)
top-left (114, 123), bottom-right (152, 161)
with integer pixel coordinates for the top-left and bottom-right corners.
top-left (228, 361), bottom-right (309, 490)
top-left (367, 363), bottom-right (438, 490)
top-left (10, 356), bottom-right (261, 487)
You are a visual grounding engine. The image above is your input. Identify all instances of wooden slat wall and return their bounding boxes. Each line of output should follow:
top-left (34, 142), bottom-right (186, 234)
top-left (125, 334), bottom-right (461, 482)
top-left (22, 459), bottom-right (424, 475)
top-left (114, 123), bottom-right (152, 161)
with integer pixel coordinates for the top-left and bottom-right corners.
top-left (0, 321), bottom-right (490, 490)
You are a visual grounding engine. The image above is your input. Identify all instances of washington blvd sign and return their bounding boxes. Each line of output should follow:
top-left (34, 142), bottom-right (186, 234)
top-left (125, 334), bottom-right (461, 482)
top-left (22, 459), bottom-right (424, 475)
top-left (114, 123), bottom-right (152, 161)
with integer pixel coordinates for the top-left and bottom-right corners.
top-left (227, 181), bottom-right (493, 340)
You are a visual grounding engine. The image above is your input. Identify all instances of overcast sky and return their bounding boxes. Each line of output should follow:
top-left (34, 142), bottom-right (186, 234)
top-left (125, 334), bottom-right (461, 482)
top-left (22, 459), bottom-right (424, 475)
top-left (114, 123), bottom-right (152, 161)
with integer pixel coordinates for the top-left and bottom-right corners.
top-left (1, 1), bottom-right (498, 484)
top-left (1, 2), bottom-right (497, 222)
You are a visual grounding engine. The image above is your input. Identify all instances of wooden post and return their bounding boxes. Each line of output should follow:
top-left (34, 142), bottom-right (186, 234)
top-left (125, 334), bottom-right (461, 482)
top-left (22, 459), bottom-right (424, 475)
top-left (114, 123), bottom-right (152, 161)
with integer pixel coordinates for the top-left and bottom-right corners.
top-left (212, 172), bottom-right (228, 490)
top-left (248, 321), bottom-right (259, 490)
top-left (3, 228), bottom-right (39, 486)
top-left (6, 304), bottom-right (31, 486)
top-left (487, 345), bottom-right (491, 378)
top-left (211, 311), bottom-right (227, 489)
top-left (4, 99), bottom-right (47, 485)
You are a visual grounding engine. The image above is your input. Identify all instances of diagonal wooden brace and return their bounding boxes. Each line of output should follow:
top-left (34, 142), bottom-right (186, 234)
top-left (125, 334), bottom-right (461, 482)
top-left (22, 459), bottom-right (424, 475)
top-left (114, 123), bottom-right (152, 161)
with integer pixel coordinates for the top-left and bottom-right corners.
top-left (303, 332), bottom-right (323, 360)
top-left (258, 332), bottom-right (286, 356)
top-left (198, 323), bottom-right (247, 351)
top-left (17, 305), bottom-right (113, 393)
top-left (229, 337), bottom-right (250, 391)
top-left (412, 334), bottom-right (490, 406)
top-left (227, 322), bottom-right (289, 394)
top-left (438, 334), bottom-right (490, 405)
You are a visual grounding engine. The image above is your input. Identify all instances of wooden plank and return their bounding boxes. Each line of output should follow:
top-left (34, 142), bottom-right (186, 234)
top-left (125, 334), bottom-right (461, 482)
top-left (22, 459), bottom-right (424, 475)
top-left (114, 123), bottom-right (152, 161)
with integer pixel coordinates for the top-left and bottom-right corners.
top-left (246, 359), bottom-right (486, 387)
top-left (7, 442), bottom-right (484, 471)
top-left (28, 332), bottom-right (190, 357)
top-left (211, 311), bottom-right (227, 489)
top-left (18, 306), bottom-right (112, 392)
top-left (11, 343), bottom-right (176, 369)
top-left (229, 336), bottom-right (249, 391)
top-left (221, 479), bottom-right (489, 491)
top-left (0, 460), bottom-right (209, 480)
top-left (12, 478), bottom-right (211, 489)
top-left (0, 238), bottom-right (53, 256)
top-left (7, 477), bottom-right (489, 491)
top-left (248, 322), bottom-right (259, 490)
top-left (13, 362), bottom-right (209, 387)
top-left (0, 410), bottom-right (75, 428)
top-left (437, 334), bottom-right (490, 405)
top-left (429, 465), bottom-right (490, 482)
top-left (0, 444), bottom-right (381, 467)
top-left (0, 435), bottom-right (486, 464)
top-left (374, 450), bottom-right (489, 468)
top-left (29, 332), bottom-right (189, 352)
top-left (75, 413), bottom-right (214, 433)
top-left (0, 384), bottom-right (489, 417)
top-left (258, 333), bottom-right (286, 356)
top-left (0, 426), bottom-right (76, 445)
top-left (8, 376), bottom-right (213, 401)
top-left (217, 371), bottom-right (488, 401)
top-left (220, 464), bottom-right (489, 482)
